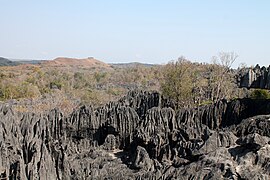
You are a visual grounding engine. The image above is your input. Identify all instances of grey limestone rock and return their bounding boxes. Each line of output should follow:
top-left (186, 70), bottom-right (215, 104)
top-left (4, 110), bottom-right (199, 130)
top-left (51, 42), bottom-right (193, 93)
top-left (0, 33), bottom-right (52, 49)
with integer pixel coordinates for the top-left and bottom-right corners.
top-left (238, 65), bottom-right (270, 89)
top-left (0, 90), bottom-right (270, 179)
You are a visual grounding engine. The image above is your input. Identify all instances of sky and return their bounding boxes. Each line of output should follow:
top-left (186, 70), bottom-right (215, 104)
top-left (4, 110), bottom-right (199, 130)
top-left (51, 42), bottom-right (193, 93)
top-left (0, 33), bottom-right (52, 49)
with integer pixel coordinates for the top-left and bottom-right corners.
top-left (0, 0), bottom-right (270, 67)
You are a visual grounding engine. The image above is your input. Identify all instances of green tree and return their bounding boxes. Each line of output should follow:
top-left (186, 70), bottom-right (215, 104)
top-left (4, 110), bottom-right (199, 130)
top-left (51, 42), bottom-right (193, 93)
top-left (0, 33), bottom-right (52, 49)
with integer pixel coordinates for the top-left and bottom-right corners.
top-left (161, 57), bottom-right (193, 108)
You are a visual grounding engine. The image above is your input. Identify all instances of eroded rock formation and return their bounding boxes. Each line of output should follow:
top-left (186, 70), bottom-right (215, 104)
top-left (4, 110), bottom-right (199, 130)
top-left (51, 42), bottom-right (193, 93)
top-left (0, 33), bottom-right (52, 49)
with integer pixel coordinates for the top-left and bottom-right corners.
top-left (0, 90), bottom-right (270, 179)
top-left (238, 64), bottom-right (270, 89)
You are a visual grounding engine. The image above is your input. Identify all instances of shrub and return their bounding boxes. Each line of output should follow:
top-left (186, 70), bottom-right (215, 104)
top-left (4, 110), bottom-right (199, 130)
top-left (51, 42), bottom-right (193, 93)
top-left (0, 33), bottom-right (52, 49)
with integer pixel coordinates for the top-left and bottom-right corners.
top-left (50, 81), bottom-right (63, 90)
top-left (160, 57), bottom-right (193, 108)
top-left (250, 89), bottom-right (270, 99)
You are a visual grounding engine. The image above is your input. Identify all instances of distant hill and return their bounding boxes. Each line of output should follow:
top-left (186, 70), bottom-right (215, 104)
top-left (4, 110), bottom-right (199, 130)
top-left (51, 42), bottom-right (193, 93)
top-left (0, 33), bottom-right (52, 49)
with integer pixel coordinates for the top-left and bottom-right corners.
top-left (0, 57), bottom-right (20, 66)
top-left (42, 57), bottom-right (112, 69)
top-left (16, 60), bottom-right (45, 65)
top-left (110, 62), bottom-right (157, 69)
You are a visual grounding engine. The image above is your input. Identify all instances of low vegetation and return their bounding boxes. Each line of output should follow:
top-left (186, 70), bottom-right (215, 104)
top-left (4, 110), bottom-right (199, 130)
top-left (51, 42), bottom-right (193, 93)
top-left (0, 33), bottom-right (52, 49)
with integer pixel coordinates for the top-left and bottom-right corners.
top-left (0, 52), bottom-right (257, 113)
top-left (0, 63), bottom-right (161, 113)
top-left (249, 89), bottom-right (270, 99)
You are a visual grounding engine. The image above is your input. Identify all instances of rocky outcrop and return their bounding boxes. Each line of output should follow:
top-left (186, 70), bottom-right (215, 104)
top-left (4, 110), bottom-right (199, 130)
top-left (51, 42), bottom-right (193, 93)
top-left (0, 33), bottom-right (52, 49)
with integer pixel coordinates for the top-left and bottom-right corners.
top-left (238, 64), bottom-right (270, 89)
top-left (0, 90), bottom-right (270, 179)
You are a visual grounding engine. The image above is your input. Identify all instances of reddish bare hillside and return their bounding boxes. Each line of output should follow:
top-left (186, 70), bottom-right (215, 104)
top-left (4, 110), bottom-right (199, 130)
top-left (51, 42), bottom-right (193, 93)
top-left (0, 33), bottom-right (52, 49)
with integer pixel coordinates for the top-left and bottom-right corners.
top-left (42, 57), bottom-right (112, 69)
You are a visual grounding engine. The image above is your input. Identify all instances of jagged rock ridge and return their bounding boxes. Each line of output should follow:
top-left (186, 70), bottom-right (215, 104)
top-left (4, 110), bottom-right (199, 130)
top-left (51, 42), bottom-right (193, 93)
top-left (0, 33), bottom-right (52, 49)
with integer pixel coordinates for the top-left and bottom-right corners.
top-left (0, 90), bottom-right (270, 179)
top-left (238, 64), bottom-right (270, 89)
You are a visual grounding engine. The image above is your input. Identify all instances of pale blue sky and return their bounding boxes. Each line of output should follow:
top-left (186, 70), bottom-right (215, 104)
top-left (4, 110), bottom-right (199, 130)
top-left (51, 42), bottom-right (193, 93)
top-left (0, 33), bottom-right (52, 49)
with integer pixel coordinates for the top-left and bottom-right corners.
top-left (1, 0), bottom-right (269, 66)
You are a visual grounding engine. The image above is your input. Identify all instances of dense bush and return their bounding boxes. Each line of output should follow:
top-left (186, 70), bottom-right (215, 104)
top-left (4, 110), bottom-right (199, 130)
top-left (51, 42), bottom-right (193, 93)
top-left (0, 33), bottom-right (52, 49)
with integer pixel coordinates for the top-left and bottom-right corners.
top-left (250, 89), bottom-right (270, 99)
top-left (160, 54), bottom-right (237, 108)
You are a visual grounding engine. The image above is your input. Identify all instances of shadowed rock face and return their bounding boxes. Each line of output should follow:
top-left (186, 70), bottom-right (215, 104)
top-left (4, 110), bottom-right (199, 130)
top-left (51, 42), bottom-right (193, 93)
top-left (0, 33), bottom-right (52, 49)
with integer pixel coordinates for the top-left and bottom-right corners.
top-left (0, 90), bottom-right (270, 179)
top-left (238, 64), bottom-right (270, 89)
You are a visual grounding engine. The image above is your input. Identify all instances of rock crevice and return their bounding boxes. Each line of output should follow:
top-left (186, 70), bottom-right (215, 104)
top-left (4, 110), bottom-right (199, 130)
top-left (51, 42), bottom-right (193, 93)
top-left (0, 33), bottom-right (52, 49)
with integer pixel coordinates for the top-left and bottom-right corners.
top-left (0, 90), bottom-right (270, 179)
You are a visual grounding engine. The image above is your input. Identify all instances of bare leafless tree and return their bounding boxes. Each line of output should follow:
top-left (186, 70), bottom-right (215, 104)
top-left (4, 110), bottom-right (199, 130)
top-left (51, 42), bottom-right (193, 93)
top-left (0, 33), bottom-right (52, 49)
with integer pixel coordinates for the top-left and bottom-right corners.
top-left (211, 52), bottom-right (238, 101)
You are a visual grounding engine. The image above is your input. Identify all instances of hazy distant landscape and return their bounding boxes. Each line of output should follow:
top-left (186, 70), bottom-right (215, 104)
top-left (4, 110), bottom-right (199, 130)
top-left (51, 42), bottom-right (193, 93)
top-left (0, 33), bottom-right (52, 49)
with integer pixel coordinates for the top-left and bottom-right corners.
top-left (0, 53), bottom-right (261, 113)
top-left (1, 53), bottom-right (270, 179)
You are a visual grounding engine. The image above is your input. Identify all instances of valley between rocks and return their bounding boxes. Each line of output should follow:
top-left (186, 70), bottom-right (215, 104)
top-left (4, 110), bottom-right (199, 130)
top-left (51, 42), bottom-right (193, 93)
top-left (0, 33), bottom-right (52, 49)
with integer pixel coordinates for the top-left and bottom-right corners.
top-left (0, 90), bottom-right (270, 179)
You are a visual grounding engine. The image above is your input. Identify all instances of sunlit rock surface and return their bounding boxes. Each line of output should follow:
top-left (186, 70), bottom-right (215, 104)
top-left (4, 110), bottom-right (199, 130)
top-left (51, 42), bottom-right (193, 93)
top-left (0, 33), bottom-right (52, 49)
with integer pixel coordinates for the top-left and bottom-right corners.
top-left (0, 91), bottom-right (270, 179)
